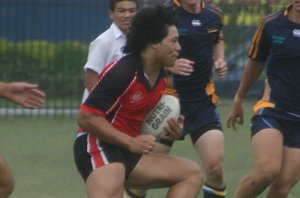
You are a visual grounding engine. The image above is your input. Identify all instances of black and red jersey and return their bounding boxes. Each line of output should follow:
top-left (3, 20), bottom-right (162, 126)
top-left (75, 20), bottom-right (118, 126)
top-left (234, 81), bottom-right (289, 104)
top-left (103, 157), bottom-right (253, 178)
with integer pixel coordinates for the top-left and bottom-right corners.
top-left (80, 54), bottom-right (167, 137)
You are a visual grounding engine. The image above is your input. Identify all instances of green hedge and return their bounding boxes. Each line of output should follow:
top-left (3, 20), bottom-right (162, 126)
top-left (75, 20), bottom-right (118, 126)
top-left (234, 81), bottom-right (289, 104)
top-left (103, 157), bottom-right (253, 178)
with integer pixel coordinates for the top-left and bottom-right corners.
top-left (0, 38), bottom-right (88, 101)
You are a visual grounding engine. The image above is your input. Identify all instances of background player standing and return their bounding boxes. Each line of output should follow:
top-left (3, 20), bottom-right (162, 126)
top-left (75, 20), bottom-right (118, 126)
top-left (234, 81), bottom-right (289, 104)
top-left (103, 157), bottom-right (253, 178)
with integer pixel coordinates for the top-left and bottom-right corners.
top-left (82, 0), bottom-right (139, 102)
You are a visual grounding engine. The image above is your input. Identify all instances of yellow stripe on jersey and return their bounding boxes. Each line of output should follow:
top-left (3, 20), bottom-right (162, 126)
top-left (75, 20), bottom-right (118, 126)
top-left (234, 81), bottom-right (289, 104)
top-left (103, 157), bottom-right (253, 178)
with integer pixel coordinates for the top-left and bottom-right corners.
top-left (172, 0), bottom-right (181, 7)
top-left (248, 12), bottom-right (282, 59)
top-left (208, 28), bottom-right (218, 33)
top-left (248, 21), bottom-right (265, 58)
top-left (205, 79), bottom-right (219, 105)
top-left (284, 5), bottom-right (292, 16)
top-left (253, 79), bottom-right (275, 112)
top-left (163, 86), bottom-right (177, 97)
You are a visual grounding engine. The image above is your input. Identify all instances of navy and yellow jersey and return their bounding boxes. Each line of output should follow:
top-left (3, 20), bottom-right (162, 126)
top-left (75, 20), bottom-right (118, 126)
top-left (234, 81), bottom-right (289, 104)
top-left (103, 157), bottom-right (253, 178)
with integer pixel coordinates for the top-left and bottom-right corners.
top-left (79, 54), bottom-right (167, 137)
top-left (249, 5), bottom-right (300, 120)
top-left (165, 0), bottom-right (223, 102)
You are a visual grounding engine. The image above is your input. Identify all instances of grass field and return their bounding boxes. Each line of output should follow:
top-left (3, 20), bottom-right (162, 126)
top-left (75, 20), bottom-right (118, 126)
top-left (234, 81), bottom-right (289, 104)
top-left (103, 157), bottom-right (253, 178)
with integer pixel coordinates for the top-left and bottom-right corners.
top-left (0, 99), bottom-right (299, 198)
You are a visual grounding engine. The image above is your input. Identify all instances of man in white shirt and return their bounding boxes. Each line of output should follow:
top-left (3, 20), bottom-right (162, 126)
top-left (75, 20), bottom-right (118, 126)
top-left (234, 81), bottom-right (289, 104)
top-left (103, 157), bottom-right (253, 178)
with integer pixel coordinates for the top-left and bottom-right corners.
top-left (82, 0), bottom-right (139, 102)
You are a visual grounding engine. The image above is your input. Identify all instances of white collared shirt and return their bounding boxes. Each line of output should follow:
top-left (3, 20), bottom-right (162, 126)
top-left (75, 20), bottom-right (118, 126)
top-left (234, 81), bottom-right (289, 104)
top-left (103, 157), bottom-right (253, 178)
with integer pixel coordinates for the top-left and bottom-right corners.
top-left (82, 23), bottom-right (126, 102)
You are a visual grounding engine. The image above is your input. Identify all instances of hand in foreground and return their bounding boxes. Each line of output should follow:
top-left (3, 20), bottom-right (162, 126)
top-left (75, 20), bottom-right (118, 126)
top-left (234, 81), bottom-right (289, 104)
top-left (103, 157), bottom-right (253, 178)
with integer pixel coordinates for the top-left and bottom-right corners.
top-left (227, 98), bottom-right (244, 130)
top-left (128, 135), bottom-right (156, 155)
top-left (1, 82), bottom-right (45, 109)
top-left (214, 59), bottom-right (228, 79)
top-left (168, 58), bottom-right (194, 76)
top-left (159, 115), bottom-right (184, 141)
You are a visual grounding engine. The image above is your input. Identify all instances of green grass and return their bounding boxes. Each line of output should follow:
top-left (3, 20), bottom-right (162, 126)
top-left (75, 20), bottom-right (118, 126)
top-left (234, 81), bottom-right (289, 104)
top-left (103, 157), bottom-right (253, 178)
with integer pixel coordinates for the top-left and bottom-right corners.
top-left (0, 99), bottom-right (299, 198)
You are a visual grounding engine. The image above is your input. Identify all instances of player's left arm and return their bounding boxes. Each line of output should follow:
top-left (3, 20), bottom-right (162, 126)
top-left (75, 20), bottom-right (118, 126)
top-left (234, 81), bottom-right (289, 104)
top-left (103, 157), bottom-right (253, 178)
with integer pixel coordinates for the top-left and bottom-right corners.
top-left (213, 32), bottom-right (228, 79)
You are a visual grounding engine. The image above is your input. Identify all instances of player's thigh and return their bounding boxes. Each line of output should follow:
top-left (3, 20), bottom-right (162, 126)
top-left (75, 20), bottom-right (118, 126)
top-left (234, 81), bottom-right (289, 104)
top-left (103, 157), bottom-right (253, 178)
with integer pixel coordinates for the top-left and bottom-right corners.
top-left (195, 129), bottom-right (225, 167)
top-left (86, 163), bottom-right (125, 198)
top-left (252, 128), bottom-right (284, 170)
top-left (127, 153), bottom-right (201, 188)
top-left (153, 142), bottom-right (171, 154)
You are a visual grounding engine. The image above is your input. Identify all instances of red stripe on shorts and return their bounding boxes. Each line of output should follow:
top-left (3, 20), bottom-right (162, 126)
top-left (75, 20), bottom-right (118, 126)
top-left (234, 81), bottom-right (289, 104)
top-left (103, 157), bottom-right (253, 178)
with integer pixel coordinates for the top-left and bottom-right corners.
top-left (88, 135), bottom-right (105, 169)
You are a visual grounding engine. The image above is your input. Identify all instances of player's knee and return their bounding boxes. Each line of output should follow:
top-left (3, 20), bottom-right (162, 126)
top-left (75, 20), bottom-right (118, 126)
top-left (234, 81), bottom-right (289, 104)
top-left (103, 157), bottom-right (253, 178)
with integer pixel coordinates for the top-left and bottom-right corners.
top-left (256, 165), bottom-right (281, 184)
top-left (269, 180), bottom-right (295, 198)
top-left (269, 188), bottom-right (290, 198)
top-left (205, 160), bottom-right (224, 179)
top-left (186, 162), bottom-right (203, 188)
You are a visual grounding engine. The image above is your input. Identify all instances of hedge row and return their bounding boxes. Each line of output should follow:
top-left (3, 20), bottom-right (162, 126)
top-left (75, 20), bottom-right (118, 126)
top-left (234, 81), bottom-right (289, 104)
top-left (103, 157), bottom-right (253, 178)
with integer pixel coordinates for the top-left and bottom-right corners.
top-left (0, 38), bottom-right (88, 100)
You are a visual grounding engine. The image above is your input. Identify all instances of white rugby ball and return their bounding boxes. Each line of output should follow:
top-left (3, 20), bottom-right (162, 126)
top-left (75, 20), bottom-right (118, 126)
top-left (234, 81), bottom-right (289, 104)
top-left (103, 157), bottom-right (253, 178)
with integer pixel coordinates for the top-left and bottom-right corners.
top-left (141, 95), bottom-right (180, 137)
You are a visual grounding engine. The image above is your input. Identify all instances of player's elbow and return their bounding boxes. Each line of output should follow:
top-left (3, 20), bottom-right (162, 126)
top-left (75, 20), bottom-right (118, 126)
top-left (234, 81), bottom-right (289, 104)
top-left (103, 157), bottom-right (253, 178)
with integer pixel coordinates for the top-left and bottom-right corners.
top-left (77, 110), bottom-right (90, 130)
top-left (84, 78), bottom-right (93, 91)
top-left (84, 69), bottom-right (98, 91)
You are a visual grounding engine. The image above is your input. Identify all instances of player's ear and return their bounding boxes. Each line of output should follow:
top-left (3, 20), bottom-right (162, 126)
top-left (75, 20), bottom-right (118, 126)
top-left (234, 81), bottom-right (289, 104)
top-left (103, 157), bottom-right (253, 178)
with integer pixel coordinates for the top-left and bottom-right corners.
top-left (108, 10), bottom-right (114, 21)
top-left (151, 42), bottom-right (161, 49)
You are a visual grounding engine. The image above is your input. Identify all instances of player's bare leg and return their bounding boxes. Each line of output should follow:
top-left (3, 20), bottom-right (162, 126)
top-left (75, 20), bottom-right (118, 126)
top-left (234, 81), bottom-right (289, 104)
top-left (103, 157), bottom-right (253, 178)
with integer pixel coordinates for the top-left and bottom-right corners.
top-left (0, 156), bottom-right (14, 198)
top-left (86, 163), bottom-right (126, 198)
top-left (233, 128), bottom-right (283, 198)
top-left (124, 142), bottom-right (172, 198)
top-left (127, 152), bottom-right (202, 198)
top-left (266, 146), bottom-right (300, 198)
top-left (195, 129), bottom-right (226, 197)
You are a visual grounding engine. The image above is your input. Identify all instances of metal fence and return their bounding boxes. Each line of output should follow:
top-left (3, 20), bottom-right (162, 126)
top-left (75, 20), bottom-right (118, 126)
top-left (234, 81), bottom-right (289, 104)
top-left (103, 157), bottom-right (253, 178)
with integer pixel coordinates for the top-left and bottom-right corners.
top-left (0, 0), bottom-right (287, 116)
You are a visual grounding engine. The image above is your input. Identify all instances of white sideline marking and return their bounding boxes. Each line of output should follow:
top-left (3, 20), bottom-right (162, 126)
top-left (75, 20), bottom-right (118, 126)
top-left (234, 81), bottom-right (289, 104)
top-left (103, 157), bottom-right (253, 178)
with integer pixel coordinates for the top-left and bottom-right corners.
top-left (0, 108), bottom-right (79, 115)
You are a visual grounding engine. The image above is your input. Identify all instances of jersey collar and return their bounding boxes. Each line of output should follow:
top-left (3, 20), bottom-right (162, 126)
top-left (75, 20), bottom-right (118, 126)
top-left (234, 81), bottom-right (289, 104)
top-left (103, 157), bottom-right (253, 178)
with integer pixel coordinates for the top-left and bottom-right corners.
top-left (111, 22), bottom-right (125, 39)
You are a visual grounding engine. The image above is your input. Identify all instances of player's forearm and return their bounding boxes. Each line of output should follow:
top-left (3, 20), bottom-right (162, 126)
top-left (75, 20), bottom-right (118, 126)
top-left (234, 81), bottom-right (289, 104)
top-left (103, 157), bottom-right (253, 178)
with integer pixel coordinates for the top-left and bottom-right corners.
top-left (84, 69), bottom-right (99, 91)
top-left (214, 40), bottom-right (225, 61)
top-left (0, 82), bottom-right (11, 99)
top-left (234, 59), bottom-right (264, 101)
top-left (0, 82), bottom-right (7, 96)
top-left (77, 110), bottom-right (132, 149)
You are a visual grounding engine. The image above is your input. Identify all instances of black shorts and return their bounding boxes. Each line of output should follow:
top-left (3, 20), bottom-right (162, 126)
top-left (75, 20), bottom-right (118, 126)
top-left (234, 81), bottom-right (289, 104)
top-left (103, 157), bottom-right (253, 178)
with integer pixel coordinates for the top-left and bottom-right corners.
top-left (181, 99), bottom-right (222, 144)
top-left (251, 114), bottom-right (300, 148)
top-left (157, 98), bottom-right (222, 146)
top-left (73, 133), bottom-right (142, 181)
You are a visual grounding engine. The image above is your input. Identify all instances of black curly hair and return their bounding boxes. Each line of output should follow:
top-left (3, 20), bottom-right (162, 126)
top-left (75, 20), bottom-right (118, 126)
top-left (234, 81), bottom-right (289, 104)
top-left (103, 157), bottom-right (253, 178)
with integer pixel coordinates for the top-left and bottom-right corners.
top-left (123, 5), bottom-right (178, 54)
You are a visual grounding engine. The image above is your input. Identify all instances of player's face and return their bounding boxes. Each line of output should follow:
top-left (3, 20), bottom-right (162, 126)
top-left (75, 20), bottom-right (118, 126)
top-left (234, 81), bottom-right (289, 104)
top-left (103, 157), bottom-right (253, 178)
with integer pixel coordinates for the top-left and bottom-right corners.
top-left (179, 0), bottom-right (201, 7)
top-left (179, 0), bottom-right (202, 13)
top-left (158, 25), bottom-right (181, 68)
top-left (109, 1), bottom-right (138, 34)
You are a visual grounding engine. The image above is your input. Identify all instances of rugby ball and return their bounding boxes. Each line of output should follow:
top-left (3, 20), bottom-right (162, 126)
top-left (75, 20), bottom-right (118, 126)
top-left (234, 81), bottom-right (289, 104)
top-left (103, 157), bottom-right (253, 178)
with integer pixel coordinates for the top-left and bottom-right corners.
top-left (141, 95), bottom-right (180, 137)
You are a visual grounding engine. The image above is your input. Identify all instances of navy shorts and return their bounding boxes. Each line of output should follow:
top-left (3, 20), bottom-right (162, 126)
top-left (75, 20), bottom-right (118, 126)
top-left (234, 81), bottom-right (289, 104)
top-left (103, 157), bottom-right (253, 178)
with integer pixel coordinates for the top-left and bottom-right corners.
top-left (180, 98), bottom-right (222, 144)
top-left (73, 133), bottom-right (142, 181)
top-left (251, 114), bottom-right (300, 148)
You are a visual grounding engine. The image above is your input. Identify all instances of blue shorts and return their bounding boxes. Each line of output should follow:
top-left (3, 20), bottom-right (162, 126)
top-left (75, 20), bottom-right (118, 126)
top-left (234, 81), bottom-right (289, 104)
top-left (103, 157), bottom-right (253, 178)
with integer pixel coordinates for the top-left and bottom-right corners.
top-left (180, 99), bottom-right (222, 144)
top-left (73, 133), bottom-right (142, 181)
top-left (251, 114), bottom-right (300, 148)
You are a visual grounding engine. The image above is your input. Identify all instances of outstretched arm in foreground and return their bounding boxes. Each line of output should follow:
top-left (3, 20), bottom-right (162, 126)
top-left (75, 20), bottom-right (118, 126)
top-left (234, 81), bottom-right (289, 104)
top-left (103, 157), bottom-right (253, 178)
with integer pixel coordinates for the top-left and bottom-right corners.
top-left (0, 82), bottom-right (45, 109)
